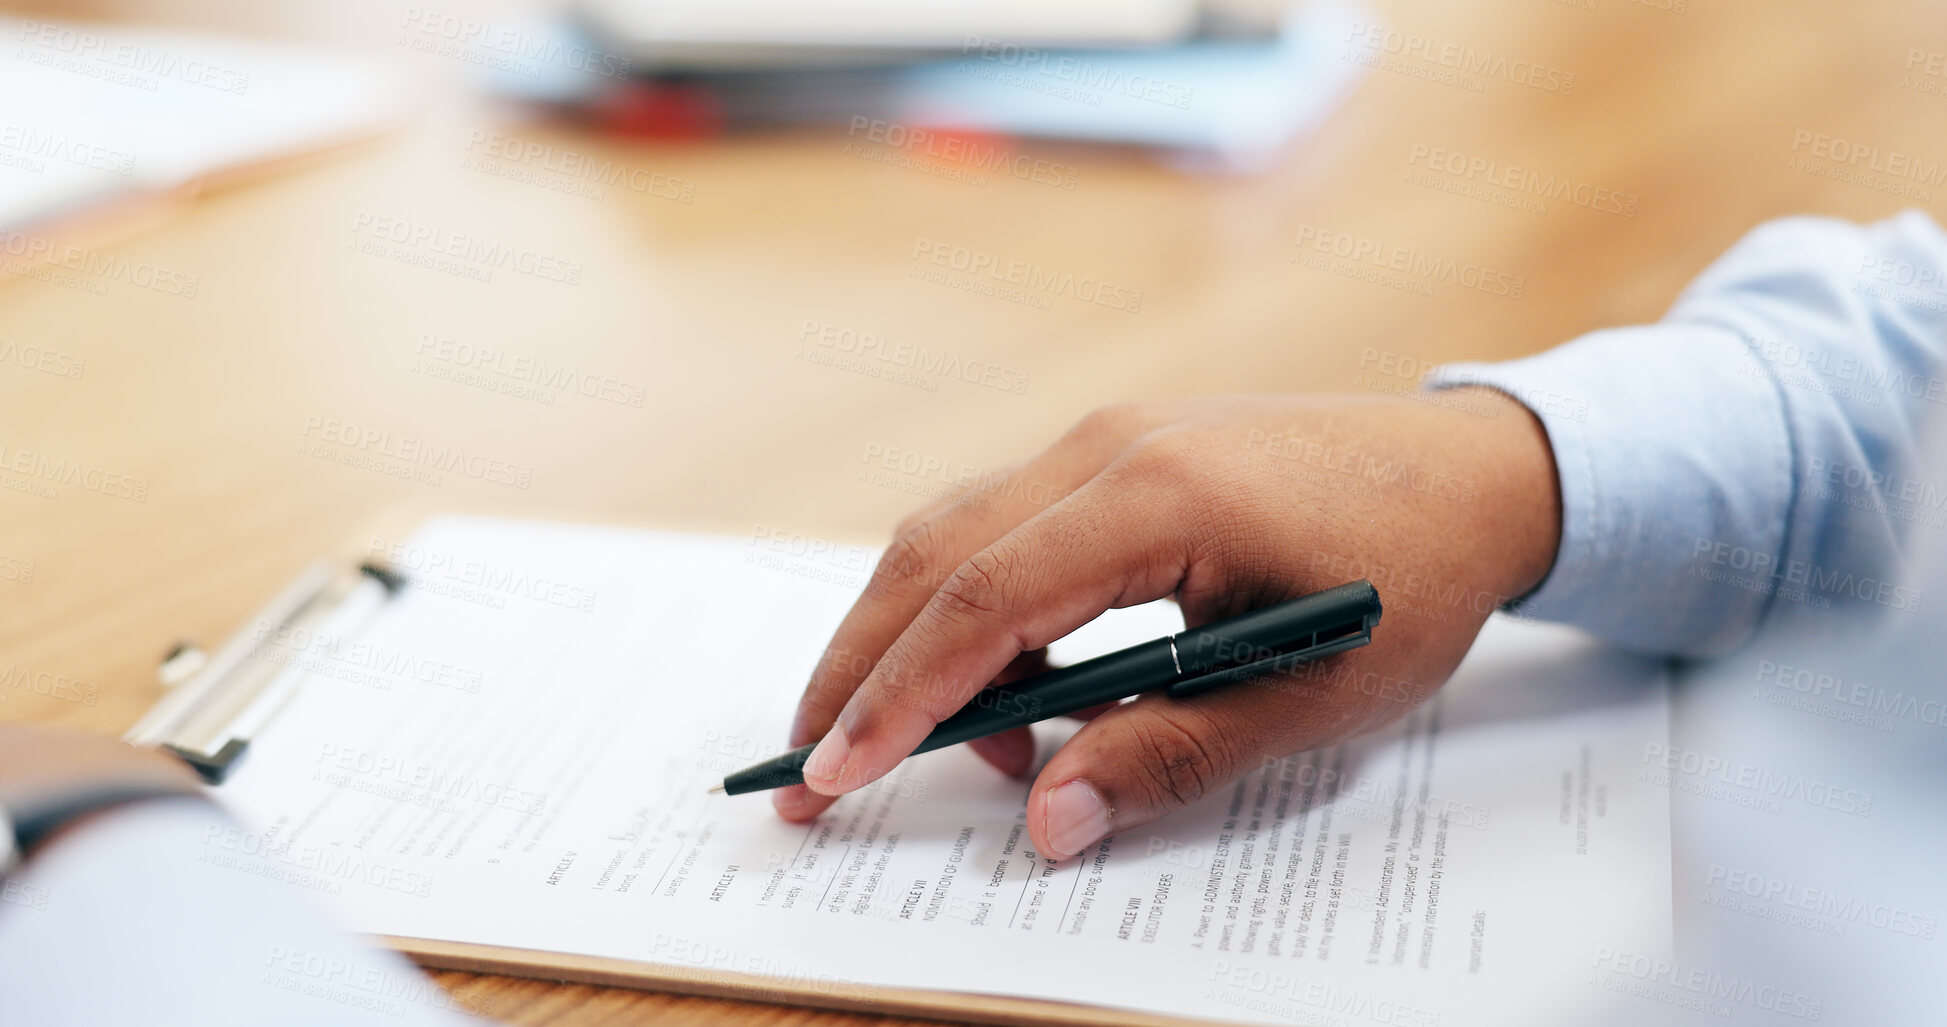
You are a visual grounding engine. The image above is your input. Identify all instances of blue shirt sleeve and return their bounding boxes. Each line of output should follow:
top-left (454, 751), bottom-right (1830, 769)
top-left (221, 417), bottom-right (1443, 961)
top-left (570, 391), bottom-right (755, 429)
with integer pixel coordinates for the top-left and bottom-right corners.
top-left (1425, 211), bottom-right (1947, 656)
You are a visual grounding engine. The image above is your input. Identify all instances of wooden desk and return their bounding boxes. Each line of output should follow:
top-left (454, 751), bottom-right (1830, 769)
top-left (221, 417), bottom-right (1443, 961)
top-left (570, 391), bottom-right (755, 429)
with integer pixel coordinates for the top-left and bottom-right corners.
top-left (2, 0), bottom-right (1941, 1022)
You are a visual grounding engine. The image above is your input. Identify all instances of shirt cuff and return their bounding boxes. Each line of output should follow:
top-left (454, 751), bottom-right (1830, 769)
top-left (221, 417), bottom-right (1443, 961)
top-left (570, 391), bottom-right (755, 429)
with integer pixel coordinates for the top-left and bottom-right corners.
top-left (1426, 324), bottom-right (1793, 655)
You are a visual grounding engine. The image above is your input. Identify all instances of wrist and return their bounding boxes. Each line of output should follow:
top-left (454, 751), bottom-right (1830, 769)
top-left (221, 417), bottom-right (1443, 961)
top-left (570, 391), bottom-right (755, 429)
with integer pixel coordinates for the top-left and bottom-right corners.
top-left (1444, 386), bottom-right (1564, 605)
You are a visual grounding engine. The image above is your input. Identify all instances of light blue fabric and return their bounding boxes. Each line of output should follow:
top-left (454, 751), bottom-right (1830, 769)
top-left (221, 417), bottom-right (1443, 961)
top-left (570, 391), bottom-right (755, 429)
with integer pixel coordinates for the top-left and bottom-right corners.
top-left (1427, 212), bottom-right (1947, 656)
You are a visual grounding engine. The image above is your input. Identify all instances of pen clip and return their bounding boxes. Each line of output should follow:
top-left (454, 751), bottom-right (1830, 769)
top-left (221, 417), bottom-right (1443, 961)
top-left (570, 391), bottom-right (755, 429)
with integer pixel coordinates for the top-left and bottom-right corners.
top-left (1163, 613), bottom-right (1375, 700)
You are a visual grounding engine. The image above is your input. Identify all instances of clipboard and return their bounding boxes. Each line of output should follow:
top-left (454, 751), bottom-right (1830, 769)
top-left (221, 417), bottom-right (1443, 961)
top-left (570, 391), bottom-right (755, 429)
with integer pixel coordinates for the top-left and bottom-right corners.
top-left (119, 513), bottom-right (1680, 1027)
top-left (120, 515), bottom-right (1220, 1027)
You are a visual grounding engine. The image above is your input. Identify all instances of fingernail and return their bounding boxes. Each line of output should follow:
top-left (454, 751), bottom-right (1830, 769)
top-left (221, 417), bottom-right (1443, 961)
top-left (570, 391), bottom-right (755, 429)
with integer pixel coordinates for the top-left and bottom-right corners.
top-left (801, 723), bottom-right (850, 786)
top-left (1043, 780), bottom-right (1112, 859)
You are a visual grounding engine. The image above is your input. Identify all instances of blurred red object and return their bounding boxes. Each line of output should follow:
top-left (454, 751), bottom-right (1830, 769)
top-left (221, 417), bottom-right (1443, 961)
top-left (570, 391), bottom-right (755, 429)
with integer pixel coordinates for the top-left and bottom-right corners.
top-left (590, 81), bottom-right (727, 139)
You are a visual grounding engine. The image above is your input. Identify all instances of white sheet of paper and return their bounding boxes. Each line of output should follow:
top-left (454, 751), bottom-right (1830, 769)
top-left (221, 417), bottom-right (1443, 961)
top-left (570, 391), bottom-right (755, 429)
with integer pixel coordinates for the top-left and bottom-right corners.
top-left (212, 516), bottom-right (1673, 1026)
top-left (0, 18), bottom-right (396, 233)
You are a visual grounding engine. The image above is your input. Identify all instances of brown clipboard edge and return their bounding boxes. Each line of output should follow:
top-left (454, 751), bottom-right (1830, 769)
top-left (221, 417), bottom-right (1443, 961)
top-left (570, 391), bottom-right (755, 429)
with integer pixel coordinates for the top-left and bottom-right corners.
top-left (386, 935), bottom-right (1222, 1027)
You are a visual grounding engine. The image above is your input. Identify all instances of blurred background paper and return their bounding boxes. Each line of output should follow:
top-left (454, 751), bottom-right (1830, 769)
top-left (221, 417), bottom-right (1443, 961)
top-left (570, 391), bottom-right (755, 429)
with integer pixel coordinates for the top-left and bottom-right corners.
top-left (887, 1), bottom-right (1365, 168)
top-left (0, 17), bottom-right (398, 238)
top-left (575, 0), bottom-right (1202, 69)
top-left (487, 1), bottom-right (1368, 170)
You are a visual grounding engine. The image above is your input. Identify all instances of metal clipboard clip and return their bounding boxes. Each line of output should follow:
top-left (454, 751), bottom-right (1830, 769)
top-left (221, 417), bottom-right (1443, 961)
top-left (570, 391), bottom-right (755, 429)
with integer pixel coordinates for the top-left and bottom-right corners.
top-left (123, 561), bottom-right (405, 783)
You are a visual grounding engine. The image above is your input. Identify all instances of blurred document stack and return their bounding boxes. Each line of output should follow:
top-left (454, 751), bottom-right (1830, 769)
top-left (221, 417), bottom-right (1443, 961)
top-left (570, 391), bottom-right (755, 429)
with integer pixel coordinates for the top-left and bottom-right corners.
top-left (490, 0), bottom-right (1369, 170)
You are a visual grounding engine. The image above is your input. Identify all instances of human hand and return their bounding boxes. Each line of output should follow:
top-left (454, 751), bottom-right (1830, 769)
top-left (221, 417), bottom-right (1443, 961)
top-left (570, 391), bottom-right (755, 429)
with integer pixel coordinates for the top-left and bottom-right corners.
top-left (774, 389), bottom-right (1560, 860)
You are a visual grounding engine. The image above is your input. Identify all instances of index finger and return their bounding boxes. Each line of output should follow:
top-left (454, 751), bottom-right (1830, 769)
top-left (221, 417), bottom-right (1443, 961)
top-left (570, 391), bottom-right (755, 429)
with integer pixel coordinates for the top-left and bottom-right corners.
top-left (799, 469), bottom-right (1194, 798)
top-left (773, 452), bottom-right (1102, 820)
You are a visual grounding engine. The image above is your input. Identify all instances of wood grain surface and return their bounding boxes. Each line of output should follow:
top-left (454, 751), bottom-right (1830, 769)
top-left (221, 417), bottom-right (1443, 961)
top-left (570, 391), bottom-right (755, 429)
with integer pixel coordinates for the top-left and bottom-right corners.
top-left (3, 0), bottom-right (1943, 1022)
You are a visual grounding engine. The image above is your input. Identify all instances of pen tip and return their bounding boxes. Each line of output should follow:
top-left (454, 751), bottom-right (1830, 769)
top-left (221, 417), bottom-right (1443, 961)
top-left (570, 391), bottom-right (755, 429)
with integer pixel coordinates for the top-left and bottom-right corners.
top-left (707, 784), bottom-right (724, 794)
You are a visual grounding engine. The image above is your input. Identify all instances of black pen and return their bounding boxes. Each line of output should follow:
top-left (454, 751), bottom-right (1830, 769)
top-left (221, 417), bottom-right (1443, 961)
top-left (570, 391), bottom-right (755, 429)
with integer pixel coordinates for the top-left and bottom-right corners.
top-left (709, 579), bottom-right (1382, 796)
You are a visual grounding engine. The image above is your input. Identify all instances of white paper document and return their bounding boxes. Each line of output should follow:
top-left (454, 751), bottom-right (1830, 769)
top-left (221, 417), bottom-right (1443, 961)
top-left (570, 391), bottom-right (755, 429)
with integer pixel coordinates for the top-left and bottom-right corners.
top-left (1, 17), bottom-right (396, 234)
top-left (213, 516), bottom-right (1673, 1026)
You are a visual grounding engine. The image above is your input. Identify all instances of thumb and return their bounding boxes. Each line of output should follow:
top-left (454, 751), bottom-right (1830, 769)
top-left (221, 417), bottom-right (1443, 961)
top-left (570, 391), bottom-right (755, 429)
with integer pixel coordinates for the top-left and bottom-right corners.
top-left (1026, 690), bottom-right (1270, 861)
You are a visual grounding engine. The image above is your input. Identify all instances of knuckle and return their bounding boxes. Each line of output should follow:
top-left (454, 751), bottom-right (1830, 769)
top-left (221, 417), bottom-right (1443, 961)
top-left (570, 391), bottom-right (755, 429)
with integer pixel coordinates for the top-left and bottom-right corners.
top-left (1125, 706), bottom-right (1234, 812)
top-left (1068, 402), bottom-right (1153, 446)
top-left (864, 651), bottom-right (959, 723)
top-left (928, 548), bottom-right (1012, 624)
top-left (871, 518), bottom-right (954, 597)
top-left (1121, 430), bottom-right (1204, 484)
